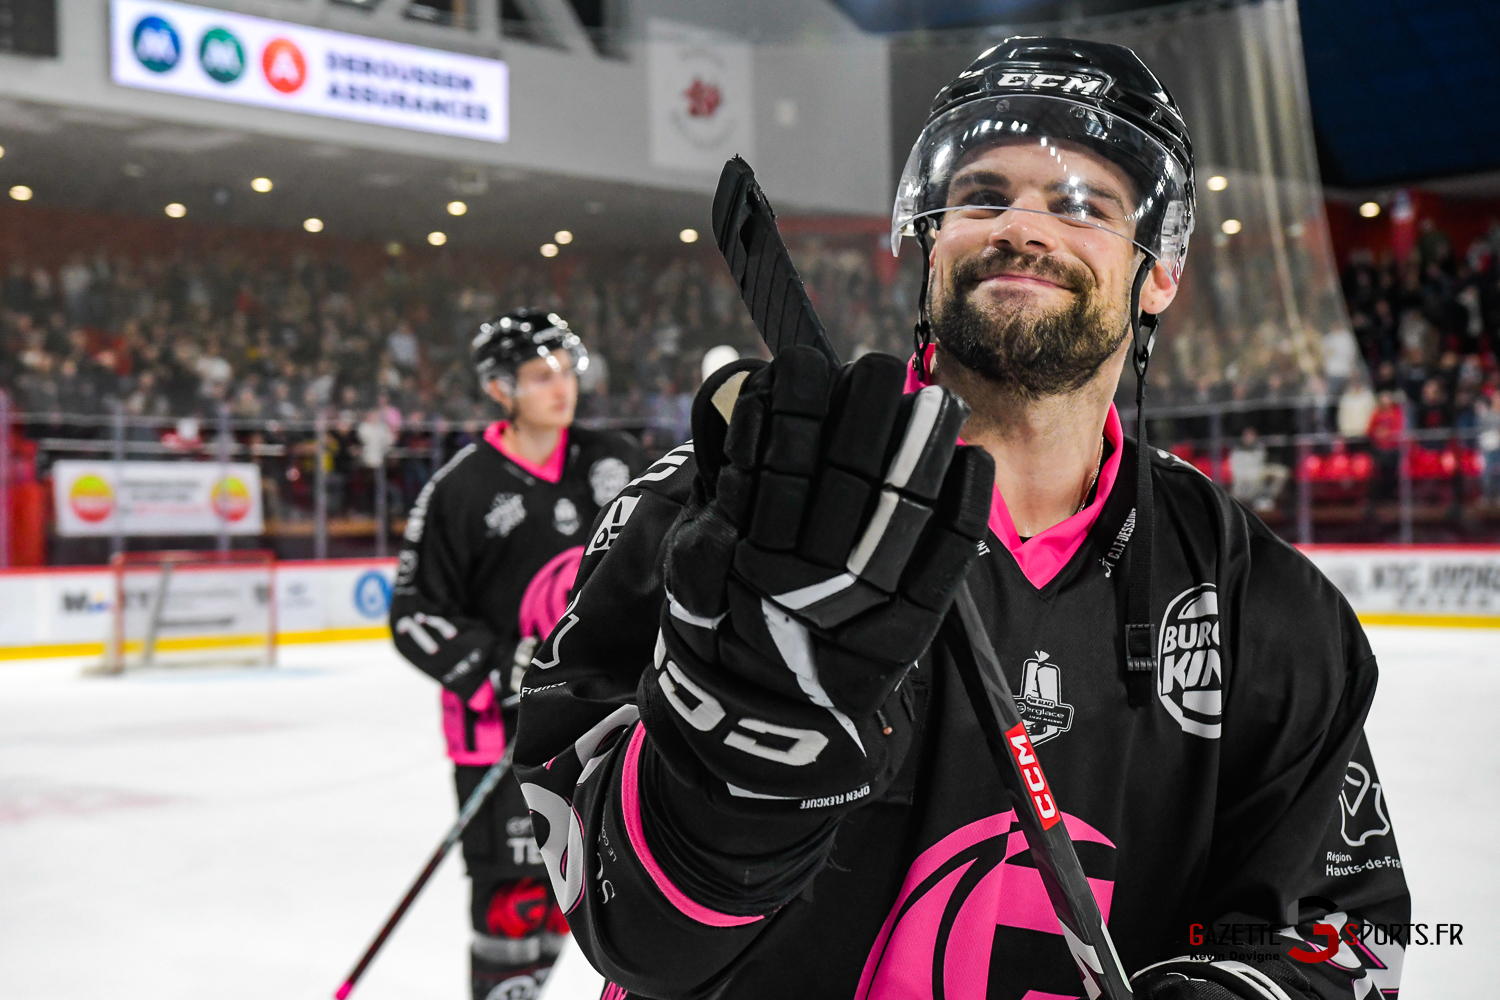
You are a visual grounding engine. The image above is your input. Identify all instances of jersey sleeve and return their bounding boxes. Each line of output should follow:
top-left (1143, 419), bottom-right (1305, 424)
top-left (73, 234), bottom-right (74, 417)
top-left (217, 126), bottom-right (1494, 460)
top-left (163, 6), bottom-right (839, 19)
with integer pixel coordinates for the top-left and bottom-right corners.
top-left (1183, 527), bottom-right (1409, 999)
top-left (514, 449), bottom-right (826, 998)
top-left (389, 451), bottom-right (505, 702)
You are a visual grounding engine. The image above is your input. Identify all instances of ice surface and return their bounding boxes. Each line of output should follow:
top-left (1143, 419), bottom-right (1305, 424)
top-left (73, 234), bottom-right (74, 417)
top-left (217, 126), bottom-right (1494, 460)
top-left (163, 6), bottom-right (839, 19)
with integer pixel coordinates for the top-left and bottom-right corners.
top-left (0, 628), bottom-right (1493, 998)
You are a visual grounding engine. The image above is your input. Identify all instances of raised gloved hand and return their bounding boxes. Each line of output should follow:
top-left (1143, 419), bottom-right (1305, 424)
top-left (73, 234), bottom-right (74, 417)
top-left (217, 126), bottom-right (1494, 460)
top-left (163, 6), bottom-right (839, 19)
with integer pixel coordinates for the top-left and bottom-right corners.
top-left (640, 346), bottom-right (993, 807)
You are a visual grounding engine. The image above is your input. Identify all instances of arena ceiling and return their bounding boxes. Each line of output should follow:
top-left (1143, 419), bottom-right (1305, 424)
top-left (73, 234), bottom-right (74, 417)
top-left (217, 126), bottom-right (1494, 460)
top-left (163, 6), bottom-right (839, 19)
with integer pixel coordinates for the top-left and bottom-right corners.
top-left (0, 98), bottom-right (716, 256)
top-left (834, 0), bottom-right (1500, 193)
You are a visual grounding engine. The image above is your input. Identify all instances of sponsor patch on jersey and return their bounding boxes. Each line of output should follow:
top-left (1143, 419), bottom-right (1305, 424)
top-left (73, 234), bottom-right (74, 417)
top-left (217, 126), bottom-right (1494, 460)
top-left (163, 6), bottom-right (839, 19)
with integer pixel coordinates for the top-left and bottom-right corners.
top-left (395, 549), bottom-right (418, 586)
top-left (587, 495), bottom-right (640, 554)
top-left (486, 492), bottom-right (527, 538)
top-left (589, 456), bottom-right (631, 507)
top-left (553, 498), bottom-right (580, 535)
top-left (1156, 583), bottom-right (1223, 739)
top-left (1018, 650), bottom-right (1074, 746)
top-left (1339, 760), bottom-right (1391, 847)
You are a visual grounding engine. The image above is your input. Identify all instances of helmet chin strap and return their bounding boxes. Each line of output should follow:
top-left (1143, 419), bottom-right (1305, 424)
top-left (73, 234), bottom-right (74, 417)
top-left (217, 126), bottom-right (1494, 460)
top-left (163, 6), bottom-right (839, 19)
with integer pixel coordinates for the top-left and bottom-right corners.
top-left (912, 221), bottom-right (935, 382)
top-left (1125, 256), bottom-right (1160, 709)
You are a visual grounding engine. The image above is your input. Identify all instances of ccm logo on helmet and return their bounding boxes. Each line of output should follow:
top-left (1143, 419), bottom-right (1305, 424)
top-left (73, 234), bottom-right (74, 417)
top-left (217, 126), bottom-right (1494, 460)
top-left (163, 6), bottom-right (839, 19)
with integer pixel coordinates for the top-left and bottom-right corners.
top-left (1005, 722), bottom-right (1061, 830)
top-left (988, 69), bottom-right (1110, 96)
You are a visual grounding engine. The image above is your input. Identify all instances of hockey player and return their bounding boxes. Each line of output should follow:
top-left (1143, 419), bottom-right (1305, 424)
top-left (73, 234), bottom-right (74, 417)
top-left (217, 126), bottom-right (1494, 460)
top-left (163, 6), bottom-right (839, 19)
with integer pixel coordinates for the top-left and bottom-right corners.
top-left (514, 39), bottom-right (1408, 1000)
top-left (389, 310), bottom-right (644, 1000)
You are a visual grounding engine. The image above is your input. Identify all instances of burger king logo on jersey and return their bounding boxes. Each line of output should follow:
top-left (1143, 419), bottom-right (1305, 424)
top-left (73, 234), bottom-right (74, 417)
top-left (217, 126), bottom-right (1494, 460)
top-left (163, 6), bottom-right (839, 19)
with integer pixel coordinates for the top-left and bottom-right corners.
top-left (210, 477), bottom-right (253, 521)
top-left (261, 37), bottom-right (306, 94)
top-left (69, 474), bottom-right (116, 523)
top-left (1157, 583), bottom-right (1224, 739)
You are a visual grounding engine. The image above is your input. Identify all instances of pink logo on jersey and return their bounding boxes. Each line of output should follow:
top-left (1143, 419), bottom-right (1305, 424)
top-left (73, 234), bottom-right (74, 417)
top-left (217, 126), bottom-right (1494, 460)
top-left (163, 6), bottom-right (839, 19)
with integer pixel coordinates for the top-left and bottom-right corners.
top-left (855, 811), bottom-right (1116, 1000)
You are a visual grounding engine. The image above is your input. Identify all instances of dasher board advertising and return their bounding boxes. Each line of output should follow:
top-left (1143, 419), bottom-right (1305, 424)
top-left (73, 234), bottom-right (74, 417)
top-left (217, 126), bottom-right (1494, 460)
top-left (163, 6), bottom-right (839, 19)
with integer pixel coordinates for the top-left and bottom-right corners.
top-left (53, 460), bottom-right (264, 537)
top-left (110, 0), bottom-right (508, 142)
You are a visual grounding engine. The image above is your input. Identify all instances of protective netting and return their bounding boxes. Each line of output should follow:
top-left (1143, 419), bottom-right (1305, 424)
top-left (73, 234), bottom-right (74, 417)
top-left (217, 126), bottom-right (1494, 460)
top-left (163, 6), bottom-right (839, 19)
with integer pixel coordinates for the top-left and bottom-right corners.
top-left (889, 0), bottom-right (1361, 405)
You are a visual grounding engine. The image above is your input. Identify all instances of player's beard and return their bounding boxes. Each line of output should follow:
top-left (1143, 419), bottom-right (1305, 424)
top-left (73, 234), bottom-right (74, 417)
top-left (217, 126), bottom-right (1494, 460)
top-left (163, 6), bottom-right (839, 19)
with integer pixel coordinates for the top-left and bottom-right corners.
top-left (930, 247), bottom-right (1129, 399)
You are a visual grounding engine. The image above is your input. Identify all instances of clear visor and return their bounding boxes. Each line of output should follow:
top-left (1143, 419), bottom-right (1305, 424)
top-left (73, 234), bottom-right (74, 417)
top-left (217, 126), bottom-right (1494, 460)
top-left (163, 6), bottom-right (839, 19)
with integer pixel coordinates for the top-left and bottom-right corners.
top-left (892, 95), bottom-right (1193, 279)
top-left (495, 334), bottom-right (589, 395)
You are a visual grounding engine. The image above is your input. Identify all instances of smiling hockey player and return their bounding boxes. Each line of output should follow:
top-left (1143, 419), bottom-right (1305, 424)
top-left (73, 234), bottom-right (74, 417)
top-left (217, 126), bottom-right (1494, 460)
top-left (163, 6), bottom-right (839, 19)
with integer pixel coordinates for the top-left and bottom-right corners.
top-left (389, 310), bottom-right (643, 1000)
top-left (513, 40), bottom-right (1408, 999)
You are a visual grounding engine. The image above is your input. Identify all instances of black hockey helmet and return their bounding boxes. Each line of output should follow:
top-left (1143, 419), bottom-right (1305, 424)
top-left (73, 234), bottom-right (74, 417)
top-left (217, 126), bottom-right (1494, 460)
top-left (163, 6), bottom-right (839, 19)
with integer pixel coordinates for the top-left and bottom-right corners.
top-left (892, 36), bottom-right (1195, 281)
top-left (471, 309), bottom-right (589, 390)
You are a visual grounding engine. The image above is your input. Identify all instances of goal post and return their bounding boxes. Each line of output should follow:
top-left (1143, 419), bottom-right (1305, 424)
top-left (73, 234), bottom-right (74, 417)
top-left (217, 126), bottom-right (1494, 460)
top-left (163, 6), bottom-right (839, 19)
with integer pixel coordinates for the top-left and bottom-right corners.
top-left (103, 549), bottom-right (278, 673)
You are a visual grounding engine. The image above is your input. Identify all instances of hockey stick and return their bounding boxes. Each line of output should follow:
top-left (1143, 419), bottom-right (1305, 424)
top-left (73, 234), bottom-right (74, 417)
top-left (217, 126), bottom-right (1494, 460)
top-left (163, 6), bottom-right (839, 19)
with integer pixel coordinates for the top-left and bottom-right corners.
top-left (334, 722), bottom-right (518, 999)
top-left (710, 155), bottom-right (1133, 1000)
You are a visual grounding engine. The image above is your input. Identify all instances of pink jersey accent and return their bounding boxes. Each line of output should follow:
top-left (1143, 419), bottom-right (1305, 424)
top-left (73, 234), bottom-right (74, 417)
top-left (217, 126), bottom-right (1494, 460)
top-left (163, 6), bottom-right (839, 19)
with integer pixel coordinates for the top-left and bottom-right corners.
top-left (855, 809), bottom-right (1115, 1000)
top-left (601, 984), bottom-right (629, 1000)
top-left (519, 546), bottom-right (584, 639)
top-left (620, 724), bottom-right (763, 928)
top-left (903, 348), bottom-right (1122, 590)
top-left (441, 686), bottom-right (505, 765)
top-left (484, 420), bottom-right (568, 484)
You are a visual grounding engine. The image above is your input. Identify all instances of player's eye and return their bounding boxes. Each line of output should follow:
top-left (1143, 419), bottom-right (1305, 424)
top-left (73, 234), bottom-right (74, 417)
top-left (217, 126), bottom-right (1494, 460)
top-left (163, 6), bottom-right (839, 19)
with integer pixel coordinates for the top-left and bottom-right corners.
top-left (951, 187), bottom-right (1009, 218)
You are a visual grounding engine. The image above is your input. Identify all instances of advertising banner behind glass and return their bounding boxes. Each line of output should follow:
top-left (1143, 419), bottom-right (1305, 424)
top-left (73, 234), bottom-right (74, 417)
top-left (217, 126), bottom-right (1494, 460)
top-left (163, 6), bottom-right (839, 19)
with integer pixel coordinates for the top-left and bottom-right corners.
top-left (53, 460), bottom-right (265, 537)
top-left (110, 0), bottom-right (507, 142)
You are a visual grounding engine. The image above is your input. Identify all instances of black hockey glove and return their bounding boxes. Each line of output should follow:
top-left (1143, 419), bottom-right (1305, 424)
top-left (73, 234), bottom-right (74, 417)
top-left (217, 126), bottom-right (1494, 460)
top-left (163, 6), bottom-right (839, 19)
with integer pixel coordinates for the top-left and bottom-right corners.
top-left (1132, 956), bottom-right (1319, 1000)
top-left (641, 346), bottom-right (992, 807)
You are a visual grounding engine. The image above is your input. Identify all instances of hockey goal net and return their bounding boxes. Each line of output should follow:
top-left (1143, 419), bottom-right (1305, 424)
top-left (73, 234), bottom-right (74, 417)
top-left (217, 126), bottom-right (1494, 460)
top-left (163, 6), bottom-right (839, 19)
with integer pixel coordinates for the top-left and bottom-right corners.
top-left (101, 550), bottom-right (277, 673)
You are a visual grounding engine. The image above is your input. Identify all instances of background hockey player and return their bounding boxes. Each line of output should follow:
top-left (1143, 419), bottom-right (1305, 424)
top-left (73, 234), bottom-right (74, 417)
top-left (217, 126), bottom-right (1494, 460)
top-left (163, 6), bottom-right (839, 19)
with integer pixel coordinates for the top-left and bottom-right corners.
top-left (513, 39), bottom-right (1409, 1000)
top-left (388, 310), bottom-right (643, 1000)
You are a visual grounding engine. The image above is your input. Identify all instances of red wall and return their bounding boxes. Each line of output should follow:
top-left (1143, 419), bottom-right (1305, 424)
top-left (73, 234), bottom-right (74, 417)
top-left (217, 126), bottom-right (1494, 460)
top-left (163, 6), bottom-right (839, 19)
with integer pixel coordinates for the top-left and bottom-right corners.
top-left (1326, 191), bottom-right (1500, 268)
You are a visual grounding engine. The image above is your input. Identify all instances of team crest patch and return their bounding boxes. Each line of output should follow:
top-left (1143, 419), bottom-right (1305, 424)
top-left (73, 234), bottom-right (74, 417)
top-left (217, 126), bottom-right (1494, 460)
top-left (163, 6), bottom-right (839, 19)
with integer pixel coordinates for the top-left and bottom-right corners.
top-left (486, 493), bottom-right (527, 538)
top-left (1018, 651), bottom-right (1074, 746)
top-left (553, 498), bottom-right (580, 535)
top-left (589, 457), bottom-right (631, 506)
top-left (1157, 583), bottom-right (1223, 739)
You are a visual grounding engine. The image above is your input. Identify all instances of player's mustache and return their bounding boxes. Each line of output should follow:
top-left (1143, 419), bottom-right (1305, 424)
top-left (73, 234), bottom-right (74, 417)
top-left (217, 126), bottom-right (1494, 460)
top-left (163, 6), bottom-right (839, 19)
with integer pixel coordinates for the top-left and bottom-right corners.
top-left (951, 249), bottom-right (1091, 294)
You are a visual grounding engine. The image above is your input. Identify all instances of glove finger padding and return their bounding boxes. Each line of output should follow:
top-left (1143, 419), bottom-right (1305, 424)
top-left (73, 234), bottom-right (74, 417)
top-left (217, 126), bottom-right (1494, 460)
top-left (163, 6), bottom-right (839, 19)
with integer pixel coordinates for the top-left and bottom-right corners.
top-left (651, 345), bottom-right (993, 807)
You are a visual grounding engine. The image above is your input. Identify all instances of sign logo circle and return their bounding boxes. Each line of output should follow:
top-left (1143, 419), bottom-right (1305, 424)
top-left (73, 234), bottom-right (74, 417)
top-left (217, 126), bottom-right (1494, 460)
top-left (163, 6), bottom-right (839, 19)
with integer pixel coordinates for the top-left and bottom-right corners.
top-left (261, 37), bottom-right (307, 94)
top-left (211, 477), bottom-right (253, 521)
top-left (132, 15), bottom-right (181, 74)
top-left (353, 571), bottom-right (392, 619)
top-left (199, 27), bottom-right (246, 84)
top-left (69, 474), bottom-right (115, 523)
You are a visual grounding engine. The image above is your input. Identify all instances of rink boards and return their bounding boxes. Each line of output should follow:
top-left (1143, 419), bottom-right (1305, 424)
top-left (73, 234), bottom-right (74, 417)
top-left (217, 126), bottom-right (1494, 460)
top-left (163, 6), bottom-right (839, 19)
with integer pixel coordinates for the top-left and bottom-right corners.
top-left (0, 558), bottom-right (397, 660)
top-left (0, 545), bottom-right (1496, 659)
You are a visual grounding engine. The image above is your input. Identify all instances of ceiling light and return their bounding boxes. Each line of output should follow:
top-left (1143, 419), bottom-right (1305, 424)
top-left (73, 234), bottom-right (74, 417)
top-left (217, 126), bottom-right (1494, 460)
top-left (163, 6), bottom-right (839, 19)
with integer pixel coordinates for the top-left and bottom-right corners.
top-left (1359, 201), bottom-right (1380, 218)
top-left (386, 241), bottom-right (403, 257)
top-left (122, 163), bottom-right (145, 178)
top-left (0, 145), bottom-right (6, 159)
top-left (165, 202), bottom-right (186, 218)
top-left (554, 230), bottom-right (573, 245)
top-left (679, 228), bottom-right (699, 244)
top-left (1206, 175), bottom-right (1228, 191)
top-left (447, 200), bottom-right (467, 216)
top-left (251, 177), bottom-right (273, 193)
top-left (9, 185), bottom-right (32, 202)
top-left (540, 243), bottom-right (559, 258)
top-left (428, 231), bottom-right (447, 246)
top-left (303, 218), bottom-right (324, 233)
top-left (1220, 218), bottom-right (1241, 235)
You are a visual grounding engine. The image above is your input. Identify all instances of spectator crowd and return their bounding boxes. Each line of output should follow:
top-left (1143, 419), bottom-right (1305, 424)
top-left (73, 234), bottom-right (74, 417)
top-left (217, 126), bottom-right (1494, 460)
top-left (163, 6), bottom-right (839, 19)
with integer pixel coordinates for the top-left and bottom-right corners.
top-left (3, 209), bottom-right (1500, 521)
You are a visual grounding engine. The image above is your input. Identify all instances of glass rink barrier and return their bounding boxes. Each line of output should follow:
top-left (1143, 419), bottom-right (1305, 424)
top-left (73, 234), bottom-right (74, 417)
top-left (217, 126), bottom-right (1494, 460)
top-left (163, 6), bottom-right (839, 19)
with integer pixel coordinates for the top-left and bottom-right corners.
top-left (0, 395), bottom-right (684, 566)
top-left (1, 388), bottom-right (1498, 572)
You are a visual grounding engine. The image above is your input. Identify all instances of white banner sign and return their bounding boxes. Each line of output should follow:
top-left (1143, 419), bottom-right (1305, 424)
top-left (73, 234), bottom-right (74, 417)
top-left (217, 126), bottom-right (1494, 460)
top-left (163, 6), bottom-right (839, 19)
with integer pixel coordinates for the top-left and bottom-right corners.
top-left (110, 0), bottom-right (508, 142)
top-left (1302, 546), bottom-right (1500, 619)
top-left (647, 19), bottom-right (752, 174)
top-left (53, 460), bottom-right (264, 537)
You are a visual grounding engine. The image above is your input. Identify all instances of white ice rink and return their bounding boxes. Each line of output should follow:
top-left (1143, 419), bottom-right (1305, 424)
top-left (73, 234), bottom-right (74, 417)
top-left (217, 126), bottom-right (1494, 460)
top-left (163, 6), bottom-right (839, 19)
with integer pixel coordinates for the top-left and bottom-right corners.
top-left (1, 628), bottom-right (1494, 999)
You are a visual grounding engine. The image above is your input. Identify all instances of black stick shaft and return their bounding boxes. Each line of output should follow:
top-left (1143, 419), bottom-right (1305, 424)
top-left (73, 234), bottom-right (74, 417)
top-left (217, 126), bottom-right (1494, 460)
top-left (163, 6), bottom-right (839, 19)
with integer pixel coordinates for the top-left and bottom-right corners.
top-left (333, 745), bottom-right (515, 1000)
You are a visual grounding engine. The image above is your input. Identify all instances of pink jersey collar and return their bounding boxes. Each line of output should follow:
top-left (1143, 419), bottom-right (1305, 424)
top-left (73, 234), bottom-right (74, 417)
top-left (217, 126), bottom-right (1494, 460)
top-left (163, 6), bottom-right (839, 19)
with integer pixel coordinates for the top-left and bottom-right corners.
top-left (483, 421), bottom-right (568, 484)
top-left (903, 350), bottom-right (1122, 590)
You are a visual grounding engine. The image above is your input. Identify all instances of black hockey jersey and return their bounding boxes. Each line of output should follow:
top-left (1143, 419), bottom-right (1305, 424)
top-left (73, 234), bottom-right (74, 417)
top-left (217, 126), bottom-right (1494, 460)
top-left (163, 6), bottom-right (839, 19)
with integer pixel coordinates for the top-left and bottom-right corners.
top-left (514, 439), bottom-right (1409, 999)
top-left (389, 424), bottom-right (646, 709)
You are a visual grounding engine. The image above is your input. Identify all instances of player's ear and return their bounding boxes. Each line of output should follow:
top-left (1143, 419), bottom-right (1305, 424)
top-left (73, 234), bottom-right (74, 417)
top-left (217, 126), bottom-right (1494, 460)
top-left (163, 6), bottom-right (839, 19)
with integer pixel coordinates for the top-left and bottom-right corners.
top-left (1139, 259), bottom-right (1179, 315)
top-left (484, 377), bottom-right (513, 412)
